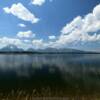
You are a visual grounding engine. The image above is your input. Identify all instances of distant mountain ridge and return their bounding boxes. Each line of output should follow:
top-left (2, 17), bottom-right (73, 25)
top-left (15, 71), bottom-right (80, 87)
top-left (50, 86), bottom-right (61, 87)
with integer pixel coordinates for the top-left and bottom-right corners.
top-left (0, 45), bottom-right (23, 52)
top-left (0, 45), bottom-right (98, 54)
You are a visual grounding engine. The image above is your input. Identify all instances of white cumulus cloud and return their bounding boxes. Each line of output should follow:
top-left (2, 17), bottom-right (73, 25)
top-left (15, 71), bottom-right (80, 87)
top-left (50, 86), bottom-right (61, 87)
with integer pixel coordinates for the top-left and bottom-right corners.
top-left (3, 3), bottom-right (39, 24)
top-left (32, 39), bottom-right (48, 49)
top-left (0, 37), bottom-right (22, 48)
top-left (48, 35), bottom-right (56, 40)
top-left (18, 23), bottom-right (26, 27)
top-left (31, 0), bottom-right (53, 6)
top-left (31, 0), bottom-right (45, 6)
top-left (54, 4), bottom-right (100, 48)
top-left (17, 30), bottom-right (36, 38)
top-left (0, 37), bottom-right (34, 50)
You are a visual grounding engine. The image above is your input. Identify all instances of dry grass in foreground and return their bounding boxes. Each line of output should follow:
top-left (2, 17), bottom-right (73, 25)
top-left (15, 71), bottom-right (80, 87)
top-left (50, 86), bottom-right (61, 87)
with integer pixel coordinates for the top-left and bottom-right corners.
top-left (0, 90), bottom-right (100, 100)
top-left (1, 96), bottom-right (100, 100)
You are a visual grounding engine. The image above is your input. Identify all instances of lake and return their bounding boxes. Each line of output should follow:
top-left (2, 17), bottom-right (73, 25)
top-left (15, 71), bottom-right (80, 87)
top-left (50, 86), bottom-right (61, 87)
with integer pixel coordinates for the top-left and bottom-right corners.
top-left (0, 54), bottom-right (100, 97)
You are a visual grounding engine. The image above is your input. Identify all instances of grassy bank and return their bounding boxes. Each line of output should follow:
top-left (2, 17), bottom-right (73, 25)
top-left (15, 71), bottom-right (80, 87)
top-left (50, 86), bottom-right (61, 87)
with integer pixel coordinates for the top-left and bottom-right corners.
top-left (0, 89), bottom-right (100, 100)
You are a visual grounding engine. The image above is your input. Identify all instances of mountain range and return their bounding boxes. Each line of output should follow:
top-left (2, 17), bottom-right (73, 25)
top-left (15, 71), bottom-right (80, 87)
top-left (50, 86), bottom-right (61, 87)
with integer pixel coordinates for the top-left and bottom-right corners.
top-left (0, 45), bottom-right (98, 54)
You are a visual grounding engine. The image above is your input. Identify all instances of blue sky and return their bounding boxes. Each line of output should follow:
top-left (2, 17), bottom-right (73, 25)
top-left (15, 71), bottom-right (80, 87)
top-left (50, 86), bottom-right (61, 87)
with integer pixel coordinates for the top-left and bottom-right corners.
top-left (0, 0), bottom-right (100, 51)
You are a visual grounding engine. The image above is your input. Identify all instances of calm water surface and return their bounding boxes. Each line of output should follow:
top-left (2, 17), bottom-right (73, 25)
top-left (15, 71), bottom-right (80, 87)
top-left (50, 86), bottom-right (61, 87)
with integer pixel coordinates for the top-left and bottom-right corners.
top-left (0, 54), bottom-right (100, 95)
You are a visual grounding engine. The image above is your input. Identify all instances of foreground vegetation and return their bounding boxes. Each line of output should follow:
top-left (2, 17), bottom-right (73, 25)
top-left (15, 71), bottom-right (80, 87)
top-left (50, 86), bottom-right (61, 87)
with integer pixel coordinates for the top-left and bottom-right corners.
top-left (0, 89), bottom-right (100, 100)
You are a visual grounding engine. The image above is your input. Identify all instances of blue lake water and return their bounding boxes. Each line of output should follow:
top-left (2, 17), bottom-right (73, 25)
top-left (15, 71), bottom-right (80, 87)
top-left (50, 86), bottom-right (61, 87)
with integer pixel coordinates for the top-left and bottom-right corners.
top-left (0, 54), bottom-right (100, 96)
